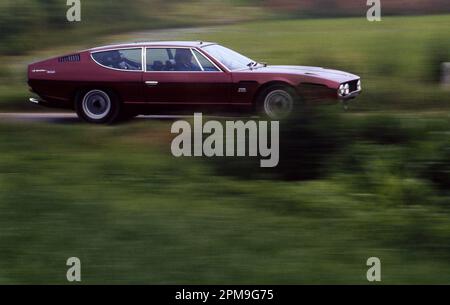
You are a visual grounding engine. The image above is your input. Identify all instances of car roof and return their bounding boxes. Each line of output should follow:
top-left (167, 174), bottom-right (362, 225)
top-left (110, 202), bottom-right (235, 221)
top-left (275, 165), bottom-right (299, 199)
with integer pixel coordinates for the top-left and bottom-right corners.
top-left (87, 41), bottom-right (216, 52)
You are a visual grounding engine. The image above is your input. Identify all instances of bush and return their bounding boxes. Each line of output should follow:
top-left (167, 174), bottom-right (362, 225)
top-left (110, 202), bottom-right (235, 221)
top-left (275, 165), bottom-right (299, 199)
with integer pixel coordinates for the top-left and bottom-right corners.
top-left (417, 143), bottom-right (450, 192)
top-left (426, 40), bottom-right (450, 83)
top-left (207, 107), bottom-right (350, 180)
top-left (356, 115), bottom-right (416, 145)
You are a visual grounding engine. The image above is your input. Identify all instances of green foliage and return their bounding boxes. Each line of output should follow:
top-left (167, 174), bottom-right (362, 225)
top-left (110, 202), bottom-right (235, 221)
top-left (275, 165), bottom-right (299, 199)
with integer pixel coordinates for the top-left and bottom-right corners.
top-left (413, 140), bottom-right (450, 192)
top-left (356, 115), bottom-right (417, 145)
top-left (0, 0), bottom-right (265, 56)
top-left (208, 107), bottom-right (348, 180)
top-left (0, 114), bottom-right (449, 283)
top-left (0, 7), bottom-right (449, 284)
top-left (426, 40), bottom-right (450, 83)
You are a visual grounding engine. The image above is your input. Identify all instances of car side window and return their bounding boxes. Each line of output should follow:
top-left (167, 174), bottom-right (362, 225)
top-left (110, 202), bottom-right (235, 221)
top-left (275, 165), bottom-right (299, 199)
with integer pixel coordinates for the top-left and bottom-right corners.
top-left (146, 48), bottom-right (171, 71)
top-left (146, 48), bottom-right (202, 72)
top-left (192, 49), bottom-right (220, 72)
top-left (92, 48), bottom-right (142, 71)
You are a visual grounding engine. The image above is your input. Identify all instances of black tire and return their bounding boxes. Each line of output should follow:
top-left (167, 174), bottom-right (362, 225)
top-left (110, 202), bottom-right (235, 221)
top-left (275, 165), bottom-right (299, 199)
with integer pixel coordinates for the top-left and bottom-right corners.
top-left (75, 89), bottom-right (121, 124)
top-left (256, 85), bottom-right (300, 120)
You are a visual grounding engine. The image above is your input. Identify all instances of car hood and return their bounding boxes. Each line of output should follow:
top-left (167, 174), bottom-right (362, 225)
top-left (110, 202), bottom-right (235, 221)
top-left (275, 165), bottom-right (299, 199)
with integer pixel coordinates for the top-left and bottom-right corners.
top-left (254, 65), bottom-right (359, 83)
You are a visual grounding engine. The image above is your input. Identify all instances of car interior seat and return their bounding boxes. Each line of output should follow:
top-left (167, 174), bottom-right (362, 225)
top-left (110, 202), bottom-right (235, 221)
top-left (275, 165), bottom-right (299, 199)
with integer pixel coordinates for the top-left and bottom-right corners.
top-left (151, 60), bottom-right (164, 71)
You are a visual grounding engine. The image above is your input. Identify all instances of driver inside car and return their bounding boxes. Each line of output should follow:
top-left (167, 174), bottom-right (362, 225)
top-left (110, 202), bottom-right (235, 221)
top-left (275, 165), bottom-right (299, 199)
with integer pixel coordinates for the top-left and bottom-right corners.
top-left (174, 49), bottom-right (201, 71)
top-left (107, 51), bottom-right (140, 70)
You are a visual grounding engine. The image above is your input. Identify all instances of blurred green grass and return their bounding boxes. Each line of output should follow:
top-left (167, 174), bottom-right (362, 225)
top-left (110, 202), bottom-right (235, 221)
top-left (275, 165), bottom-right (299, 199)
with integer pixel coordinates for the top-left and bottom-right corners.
top-left (1, 14), bottom-right (449, 111)
top-left (0, 0), bottom-right (267, 56)
top-left (0, 112), bottom-right (449, 284)
top-left (1, 11), bottom-right (450, 284)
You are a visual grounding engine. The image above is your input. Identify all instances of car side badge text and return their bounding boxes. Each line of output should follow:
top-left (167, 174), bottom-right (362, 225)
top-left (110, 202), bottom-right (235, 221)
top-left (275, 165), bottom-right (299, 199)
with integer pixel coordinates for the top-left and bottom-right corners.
top-left (171, 113), bottom-right (279, 168)
top-left (32, 69), bottom-right (56, 74)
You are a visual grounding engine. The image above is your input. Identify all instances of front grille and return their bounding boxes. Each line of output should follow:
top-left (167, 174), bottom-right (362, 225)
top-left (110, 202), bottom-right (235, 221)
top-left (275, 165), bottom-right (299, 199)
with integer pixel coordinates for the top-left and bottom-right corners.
top-left (58, 54), bottom-right (81, 63)
top-left (348, 80), bottom-right (358, 92)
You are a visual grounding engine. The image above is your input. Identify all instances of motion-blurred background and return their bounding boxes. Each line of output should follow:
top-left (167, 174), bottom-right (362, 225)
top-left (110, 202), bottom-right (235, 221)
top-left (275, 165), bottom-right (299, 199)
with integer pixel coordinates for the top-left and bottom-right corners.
top-left (0, 1), bottom-right (449, 284)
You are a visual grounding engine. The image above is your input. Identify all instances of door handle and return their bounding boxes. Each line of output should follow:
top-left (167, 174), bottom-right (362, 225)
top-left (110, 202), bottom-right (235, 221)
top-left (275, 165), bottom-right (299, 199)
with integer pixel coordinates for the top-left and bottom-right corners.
top-left (145, 81), bottom-right (159, 86)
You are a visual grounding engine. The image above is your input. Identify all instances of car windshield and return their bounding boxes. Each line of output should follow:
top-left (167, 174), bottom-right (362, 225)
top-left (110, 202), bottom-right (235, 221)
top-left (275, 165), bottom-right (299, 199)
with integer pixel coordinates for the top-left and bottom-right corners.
top-left (202, 44), bottom-right (255, 71)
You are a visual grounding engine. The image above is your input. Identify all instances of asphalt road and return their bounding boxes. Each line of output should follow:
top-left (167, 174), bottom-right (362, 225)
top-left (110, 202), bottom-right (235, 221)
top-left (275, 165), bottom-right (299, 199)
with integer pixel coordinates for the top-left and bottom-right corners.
top-left (0, 112), bottom-right (79, 123)
top-left (0, 112), bottom-right (252, 124)
top-left (0, 113), bottom-right (192, 124)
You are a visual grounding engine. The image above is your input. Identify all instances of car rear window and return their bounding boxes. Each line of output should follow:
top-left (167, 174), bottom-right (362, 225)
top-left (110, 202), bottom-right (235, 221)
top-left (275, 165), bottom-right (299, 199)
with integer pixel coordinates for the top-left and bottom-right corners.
top-left (92, 48), bottom-right (142, 71)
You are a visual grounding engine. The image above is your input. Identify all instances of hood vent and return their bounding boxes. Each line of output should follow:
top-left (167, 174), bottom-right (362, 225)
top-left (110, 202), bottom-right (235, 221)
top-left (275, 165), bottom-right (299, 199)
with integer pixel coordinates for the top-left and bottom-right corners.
top-left (58, 54), bottom-right (80, 63)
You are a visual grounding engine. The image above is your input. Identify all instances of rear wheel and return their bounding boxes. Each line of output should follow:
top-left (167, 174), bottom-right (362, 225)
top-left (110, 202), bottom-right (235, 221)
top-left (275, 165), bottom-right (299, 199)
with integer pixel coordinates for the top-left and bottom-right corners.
top-left (257, 85), bottom-right (299, 120)
top-left (76, 89), bottom-right (121, 124)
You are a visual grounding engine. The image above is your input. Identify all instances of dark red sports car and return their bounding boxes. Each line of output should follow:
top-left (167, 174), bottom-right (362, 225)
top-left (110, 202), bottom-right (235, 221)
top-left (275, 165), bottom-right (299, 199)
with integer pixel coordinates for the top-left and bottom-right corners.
top-left (28, 41), bottom-right (361, 123)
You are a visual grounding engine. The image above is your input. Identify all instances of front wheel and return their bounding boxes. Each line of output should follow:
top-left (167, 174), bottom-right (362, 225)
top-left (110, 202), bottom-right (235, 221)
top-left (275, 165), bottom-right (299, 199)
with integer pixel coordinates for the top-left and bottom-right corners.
top-left (76, 89), bottom-right (121, 124)
top-left (257, 85), bottom-right (299, 120)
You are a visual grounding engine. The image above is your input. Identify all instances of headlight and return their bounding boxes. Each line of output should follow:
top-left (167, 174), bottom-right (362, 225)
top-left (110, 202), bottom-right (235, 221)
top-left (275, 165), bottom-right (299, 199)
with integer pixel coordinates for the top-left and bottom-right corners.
top-left (344, 83), bottom-right (350, 95)
top-left (338, 84), bottom-right (346, 96)
top-left (357, 80), bottom-right (362, 91)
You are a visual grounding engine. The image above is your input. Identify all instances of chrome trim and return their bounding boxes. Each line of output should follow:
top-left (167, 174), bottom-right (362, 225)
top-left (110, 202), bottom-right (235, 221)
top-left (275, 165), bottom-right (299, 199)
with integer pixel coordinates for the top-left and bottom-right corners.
top-left (190, 48), bottom-right (204, 71)
top-left (338, 89), bottom-right (362, 100)
top-left (90, 47), bottom-right (144, 72)
top-left (191, 48), bottom-right (223, 72)
top-left (145, 81), bottom-right (159, 86)
top-left (86, 41), bottom-right (213, 52)
top-left (142, 47), bottom-right (146, 74)
top-left (29, 98), bottom-right (40, 104)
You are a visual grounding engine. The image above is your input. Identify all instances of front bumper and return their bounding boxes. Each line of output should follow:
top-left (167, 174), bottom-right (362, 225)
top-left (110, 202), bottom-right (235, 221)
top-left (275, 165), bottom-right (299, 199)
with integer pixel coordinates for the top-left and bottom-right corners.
top-left (338, 89), bottom-right (361, 100)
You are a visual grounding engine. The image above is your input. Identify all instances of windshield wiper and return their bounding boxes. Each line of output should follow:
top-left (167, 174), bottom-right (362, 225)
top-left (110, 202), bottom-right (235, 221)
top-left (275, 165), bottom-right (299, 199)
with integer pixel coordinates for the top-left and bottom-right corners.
top-left (247, 61), bottom-right (264, 70)
top-left (245, 61), bottom-right (268, 70)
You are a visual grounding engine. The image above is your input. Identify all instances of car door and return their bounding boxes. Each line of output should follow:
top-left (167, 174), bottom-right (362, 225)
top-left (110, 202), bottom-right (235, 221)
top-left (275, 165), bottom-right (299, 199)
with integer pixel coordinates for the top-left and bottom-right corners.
top-left (143, 47), bottom-right (232, 104)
